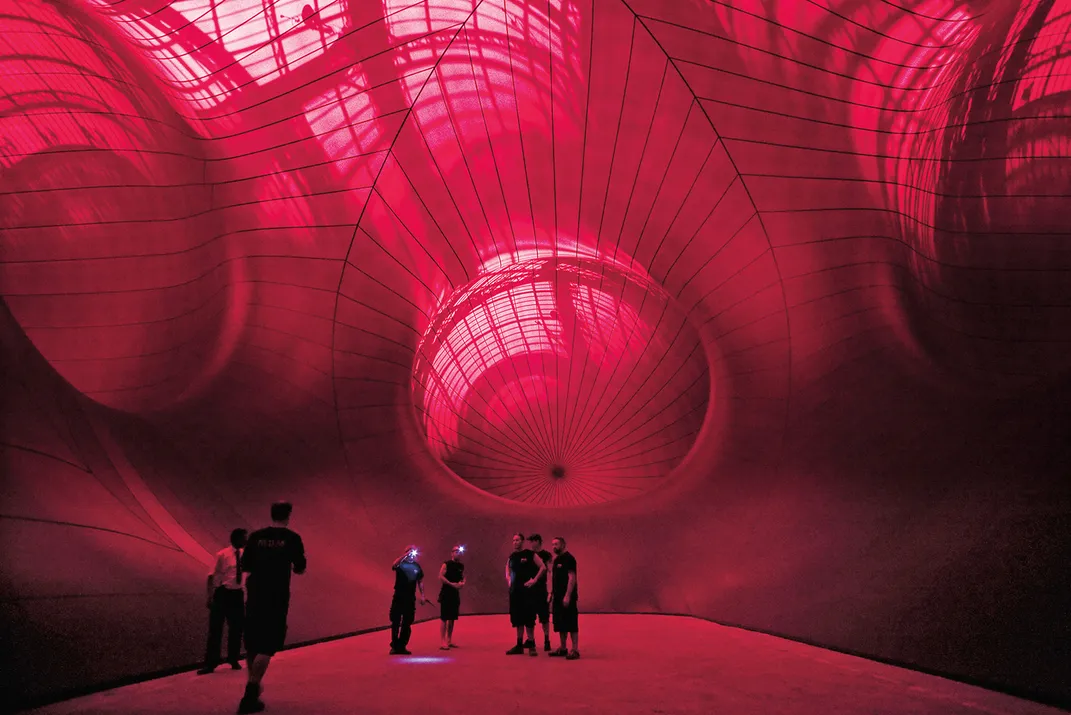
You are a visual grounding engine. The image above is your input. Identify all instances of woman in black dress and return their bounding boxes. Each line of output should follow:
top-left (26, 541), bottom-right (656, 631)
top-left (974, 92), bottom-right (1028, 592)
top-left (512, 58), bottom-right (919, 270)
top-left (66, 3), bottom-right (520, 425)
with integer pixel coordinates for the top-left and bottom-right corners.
top-left (437, 545), bottom-right (466, 649)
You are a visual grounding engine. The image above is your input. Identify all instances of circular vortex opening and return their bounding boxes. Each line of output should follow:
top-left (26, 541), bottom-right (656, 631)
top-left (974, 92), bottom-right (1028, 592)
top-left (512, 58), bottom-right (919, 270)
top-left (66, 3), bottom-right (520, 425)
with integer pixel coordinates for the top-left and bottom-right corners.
top-left (411, 255), bottom-right (711, 507)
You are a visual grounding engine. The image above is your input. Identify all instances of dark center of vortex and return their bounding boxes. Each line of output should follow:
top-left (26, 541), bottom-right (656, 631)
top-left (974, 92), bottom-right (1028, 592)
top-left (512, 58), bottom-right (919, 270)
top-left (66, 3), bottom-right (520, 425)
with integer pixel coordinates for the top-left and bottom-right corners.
top-left (550, 465), bottom-right (566, 479)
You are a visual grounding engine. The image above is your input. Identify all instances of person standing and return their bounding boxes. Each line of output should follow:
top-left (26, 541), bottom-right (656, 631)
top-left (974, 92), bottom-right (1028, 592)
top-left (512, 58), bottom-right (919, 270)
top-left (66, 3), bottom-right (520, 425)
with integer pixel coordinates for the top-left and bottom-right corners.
top-left (528, 534), bottom-right (554, 651)
top-left (237, 502), bottom-right (307, 714)
top-left (437, 545), bottom-right (466, 650)
top-left (198, 528), bottom-right (247, 675)
top-left (547, 536), bottom-right (579, 660)
top-left (504, 533), bottom-right (545, 656)
top-left (390, 545), bottom-right (426, 655)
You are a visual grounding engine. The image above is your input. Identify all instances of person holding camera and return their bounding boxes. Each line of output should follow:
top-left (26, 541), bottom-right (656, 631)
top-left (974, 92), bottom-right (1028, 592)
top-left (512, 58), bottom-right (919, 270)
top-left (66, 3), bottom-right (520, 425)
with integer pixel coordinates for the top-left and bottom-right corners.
top-left (389, 545), bottom-right (426, 655)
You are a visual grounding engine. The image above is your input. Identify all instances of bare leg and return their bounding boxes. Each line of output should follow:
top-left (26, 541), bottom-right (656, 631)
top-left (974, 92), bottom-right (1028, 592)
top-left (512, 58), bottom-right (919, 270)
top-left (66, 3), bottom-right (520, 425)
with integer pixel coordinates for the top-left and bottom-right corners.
top-left (239, 653), bottom-right (271, 711)
top-left (447, 620), bottom-right (455, 644)
top-left (559, 632), bottom-right (567, 650)
top-left (569, 632), bottom-right (579, 652)
top-left (516, 626), bottom-right (524, 644)
top-left (440, 620), bottom-right (447, 647)
top-left (542, 621), bottom-right (550, 644)
top-left (248, 654), bottom-right (272, 685)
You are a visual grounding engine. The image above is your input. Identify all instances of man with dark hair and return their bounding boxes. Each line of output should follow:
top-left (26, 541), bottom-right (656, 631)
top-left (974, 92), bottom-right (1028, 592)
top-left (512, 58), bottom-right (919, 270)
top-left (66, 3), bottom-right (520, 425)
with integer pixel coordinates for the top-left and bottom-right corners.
top-left (198, 528), bottom-right (247, 675)
top-left (389, 545), bottom-right (426, 655)
top-left (505, 533), bottom-right (545, 656)
top-left (547, 536), bottom-right (579, 660)
top-left (528, 534), bottom-right (553, 651)
top-left (437, 545), bottom-right (465, 650)
top-left (237, 502), bottom-right (306, 714)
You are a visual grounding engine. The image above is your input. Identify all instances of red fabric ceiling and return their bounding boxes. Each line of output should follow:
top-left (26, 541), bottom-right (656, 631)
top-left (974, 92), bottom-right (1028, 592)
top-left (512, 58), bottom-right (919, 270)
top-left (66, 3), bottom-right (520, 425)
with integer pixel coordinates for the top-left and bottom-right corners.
top-left (2, 0), bottom-right (1069, 709)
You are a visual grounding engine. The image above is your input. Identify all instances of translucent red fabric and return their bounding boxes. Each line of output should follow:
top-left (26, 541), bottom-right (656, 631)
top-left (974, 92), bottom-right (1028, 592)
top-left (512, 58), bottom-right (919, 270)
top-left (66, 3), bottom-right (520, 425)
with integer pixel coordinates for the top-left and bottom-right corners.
top-left (1, 0), bottom-right (1069, 709)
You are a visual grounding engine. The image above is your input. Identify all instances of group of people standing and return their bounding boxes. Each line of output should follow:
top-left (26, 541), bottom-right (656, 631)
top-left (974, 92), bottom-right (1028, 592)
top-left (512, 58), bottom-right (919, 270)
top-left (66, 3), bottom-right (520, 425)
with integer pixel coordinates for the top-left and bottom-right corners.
top-left (199, 505), bottom-right (580, 714)
top-left (505, 533), bottom-right (580, 659)
top-left (387, 532), bottom-right (579, 659)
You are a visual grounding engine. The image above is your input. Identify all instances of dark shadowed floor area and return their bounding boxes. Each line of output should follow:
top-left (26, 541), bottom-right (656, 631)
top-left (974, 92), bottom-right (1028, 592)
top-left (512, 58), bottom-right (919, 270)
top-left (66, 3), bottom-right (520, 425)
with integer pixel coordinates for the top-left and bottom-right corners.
top-left (24, 615), bottom-right (1063, 715)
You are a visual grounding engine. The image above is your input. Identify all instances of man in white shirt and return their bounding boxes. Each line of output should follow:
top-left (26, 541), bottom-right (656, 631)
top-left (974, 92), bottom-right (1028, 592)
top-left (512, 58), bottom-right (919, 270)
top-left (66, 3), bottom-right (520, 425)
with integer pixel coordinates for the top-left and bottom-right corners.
top-left (197, 528), bottom-right (247, 674)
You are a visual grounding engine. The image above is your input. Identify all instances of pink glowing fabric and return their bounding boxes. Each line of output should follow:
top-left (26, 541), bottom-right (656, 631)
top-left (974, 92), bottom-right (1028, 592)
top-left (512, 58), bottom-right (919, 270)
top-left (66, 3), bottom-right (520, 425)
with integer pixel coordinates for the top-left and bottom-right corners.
top-left (2, 0), bottom-right (1070, 709)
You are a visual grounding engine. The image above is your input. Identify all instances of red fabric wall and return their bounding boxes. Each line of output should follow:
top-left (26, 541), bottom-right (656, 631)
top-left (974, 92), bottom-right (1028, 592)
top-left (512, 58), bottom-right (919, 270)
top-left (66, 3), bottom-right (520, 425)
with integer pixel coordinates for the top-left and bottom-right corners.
top-left (2, 0), bottom-right (1069, 708)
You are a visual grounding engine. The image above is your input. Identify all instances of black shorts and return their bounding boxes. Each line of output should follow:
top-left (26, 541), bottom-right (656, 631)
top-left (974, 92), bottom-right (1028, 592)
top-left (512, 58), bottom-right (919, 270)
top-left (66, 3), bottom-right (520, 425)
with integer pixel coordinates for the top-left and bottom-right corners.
top-left (439, 589), bottom-right (460, 621)
top-left (508, 587), bottom-right (535, 628)
top-left (534, 588), bottom-right (550, 624)
top-left (552, 598), bottom-right (578, 633)
top-left (244, 598), bottom-right (289, 656)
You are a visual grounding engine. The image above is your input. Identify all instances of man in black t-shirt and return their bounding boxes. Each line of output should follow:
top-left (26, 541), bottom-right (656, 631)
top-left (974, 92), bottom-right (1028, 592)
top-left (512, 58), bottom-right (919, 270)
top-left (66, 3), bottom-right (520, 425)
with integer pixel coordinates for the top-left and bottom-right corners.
top-left (528, 534), bottom-right (554, 651)
top-left (504, 532), bottom-right (545, 656)
top-left (238, 502), bottom-right (307, 714)
top-left (547, 536), bottom-right (579, 660)
top-left (389, 545), bottom-right (426, 655)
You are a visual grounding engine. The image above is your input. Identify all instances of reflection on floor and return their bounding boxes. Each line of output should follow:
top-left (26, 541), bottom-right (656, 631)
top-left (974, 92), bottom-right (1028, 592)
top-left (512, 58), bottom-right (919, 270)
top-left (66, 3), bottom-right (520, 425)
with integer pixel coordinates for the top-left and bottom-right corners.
top-left (26, 614), bottom-right (1063, 715)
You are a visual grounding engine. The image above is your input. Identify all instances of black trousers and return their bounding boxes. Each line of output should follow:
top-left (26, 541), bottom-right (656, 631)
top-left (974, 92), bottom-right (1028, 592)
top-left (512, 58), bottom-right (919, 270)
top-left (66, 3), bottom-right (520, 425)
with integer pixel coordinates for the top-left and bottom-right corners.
top-left (389, 599), bottom-right (416, 648)
top-left (204, 587), bottom-right (244, 665)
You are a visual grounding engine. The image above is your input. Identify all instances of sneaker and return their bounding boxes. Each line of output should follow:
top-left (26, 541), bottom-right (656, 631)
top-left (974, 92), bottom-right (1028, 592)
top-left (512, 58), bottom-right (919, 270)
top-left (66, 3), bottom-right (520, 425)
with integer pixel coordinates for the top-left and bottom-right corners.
top-left (528, 647), bottom-right (538, 657)
top-left (447, 643), bottom-right (459, 649)
top-left (505, 644), bottom-right (526, 655)
top-left (523, 639), bottom-right (536, 649)
top-left (237, 684), bottom-right (264, 714)
top-left (196, 666), bottom-right (216, 675)
top-left (229, 661), bottom-right (243, 670)
top-left (237, 699), bottom-right (265, 714)
top-left (548, 648), bottom-right (567, 657)
top-left (398, 648), bottom-right (412, 655)
top-left (565, 650), bottom-right (580, 660)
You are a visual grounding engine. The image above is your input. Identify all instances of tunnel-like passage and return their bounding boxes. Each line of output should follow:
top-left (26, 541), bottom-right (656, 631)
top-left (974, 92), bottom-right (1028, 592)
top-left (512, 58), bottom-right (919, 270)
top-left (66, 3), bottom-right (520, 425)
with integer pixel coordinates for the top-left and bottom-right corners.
top-left (1, 0), bottom-right (1069, 710)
